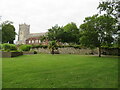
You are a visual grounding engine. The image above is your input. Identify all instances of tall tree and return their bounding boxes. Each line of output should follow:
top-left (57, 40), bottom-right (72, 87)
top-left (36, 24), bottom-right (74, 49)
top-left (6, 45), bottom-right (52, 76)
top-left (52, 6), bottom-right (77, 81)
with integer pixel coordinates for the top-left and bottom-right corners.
top-left (98, 0), bottom-right (120, 18)
top-left (47, 24), bottom-right (64, 42)
top-left (1, 21), bottom-right (16, 44)
top-left (63, 22), bottom-right (80, 44)
top-left (47, 23), bottom-right (80, 44)
top-left (98, 0), bottom-right (120, 47)
top-left (80, 14), bottom-right (117, 57)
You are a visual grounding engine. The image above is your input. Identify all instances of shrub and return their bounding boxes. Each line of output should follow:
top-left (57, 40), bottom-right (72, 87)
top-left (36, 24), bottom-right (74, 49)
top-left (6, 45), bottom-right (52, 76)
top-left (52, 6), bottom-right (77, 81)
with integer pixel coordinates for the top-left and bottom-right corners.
top-left (73, 45), bottom-right (81, 49)
top-left (32, 45), bottom-right (48, 49)
top-left (0, 44), bottom-right (2, 50)
top-left (19, 45), bottom-right (32, 51)
top-left (2, 43), bottom-right (17, 52)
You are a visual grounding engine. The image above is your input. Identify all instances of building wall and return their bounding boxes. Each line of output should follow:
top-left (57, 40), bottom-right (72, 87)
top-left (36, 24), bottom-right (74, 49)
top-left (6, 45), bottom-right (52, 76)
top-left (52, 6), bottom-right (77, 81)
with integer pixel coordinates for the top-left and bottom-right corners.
top-left (17, 23), bottom-right (30, 44)
top-left (17, 23), bottom-right (46, 45)
top-left (26, 37), bottom-right (49, 45)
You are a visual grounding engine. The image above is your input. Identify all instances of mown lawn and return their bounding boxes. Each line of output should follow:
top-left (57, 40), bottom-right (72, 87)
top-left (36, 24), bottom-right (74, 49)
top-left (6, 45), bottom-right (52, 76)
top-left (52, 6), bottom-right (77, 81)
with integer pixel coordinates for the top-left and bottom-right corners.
top-left (2, 54), bottom-right (118, 88)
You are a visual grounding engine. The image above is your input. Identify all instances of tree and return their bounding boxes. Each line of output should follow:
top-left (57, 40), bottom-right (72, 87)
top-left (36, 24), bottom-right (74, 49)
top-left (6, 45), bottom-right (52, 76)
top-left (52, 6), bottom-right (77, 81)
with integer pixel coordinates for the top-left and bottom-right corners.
top-left (1, 21), bottom-right (16, 44)
top-left (98, 0), bottom-right (120, 18)
top-left (63, 22), bottom-right (80, 44)
top-left (48, 40), bottom-right (58, 55)
top-left (47, 23), bottom-right (80, 44)
top-left (40, 35), bottom-right (47, 43)
top-left (47, 24), bottom-right (64, 42)
top-left (98, 0), bottom-right (120, 47)
top-left (80, 14), bottom-right (117, 57)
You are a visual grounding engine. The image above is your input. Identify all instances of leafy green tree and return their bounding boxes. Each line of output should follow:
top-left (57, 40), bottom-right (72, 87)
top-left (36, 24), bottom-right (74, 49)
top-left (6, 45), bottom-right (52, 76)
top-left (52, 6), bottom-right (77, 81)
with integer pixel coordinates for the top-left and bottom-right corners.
top-left (1, 21), bottom-right (16, 44)
top-left (63, 22), bottom-right (80, 44)
top-left (80, 14), bottom-right (117, 57)
top-left (98, 0), bottom-right (120, 47)
top-left (47, 23), bottom-right (80, 44)
top-left (98, 0), bottom-right (120, 17)
top-left (48, 40), bottom-right (58, 55)
top-left (40, 35), bottom-right (47, 43)
top-left (47, 24), bottom-right (64, 42)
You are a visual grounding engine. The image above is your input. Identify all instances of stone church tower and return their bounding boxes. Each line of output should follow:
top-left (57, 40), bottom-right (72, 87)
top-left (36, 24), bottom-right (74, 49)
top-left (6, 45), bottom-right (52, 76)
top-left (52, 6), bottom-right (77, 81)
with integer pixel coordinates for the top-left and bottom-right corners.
top-left (16, 23), bottom-right (47, 45)
top-left (17, 23), bottom-right (30, 44)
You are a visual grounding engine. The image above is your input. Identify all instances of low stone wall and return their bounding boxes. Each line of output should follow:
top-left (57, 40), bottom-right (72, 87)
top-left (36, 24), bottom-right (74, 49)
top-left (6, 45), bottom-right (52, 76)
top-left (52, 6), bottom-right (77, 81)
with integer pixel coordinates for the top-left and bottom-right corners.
top-left (23, 51), bottom-right (37, 55)
top-left (58, 48), bottom-right (98, 54)
top-left (31, 47), bottom-right (98, 55)
top-left (31, 47), bottom-right (119, 55)
top-left (2, 52), bottom-right (23, 58)
top-left (32, 48), bottom-right (51, 54)
top-left (101, 48), bottom-right (120, 56)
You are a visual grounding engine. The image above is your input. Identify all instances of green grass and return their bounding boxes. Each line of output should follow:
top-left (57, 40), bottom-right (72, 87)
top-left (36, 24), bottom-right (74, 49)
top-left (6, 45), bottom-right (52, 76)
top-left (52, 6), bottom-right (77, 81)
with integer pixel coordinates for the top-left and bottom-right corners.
top-left (2, 54), bottom-right (118, 88)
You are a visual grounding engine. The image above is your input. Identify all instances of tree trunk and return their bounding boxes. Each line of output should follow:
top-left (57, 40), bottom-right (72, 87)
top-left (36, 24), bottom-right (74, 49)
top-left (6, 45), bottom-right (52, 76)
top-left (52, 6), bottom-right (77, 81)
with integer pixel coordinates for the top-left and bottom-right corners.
top-left (51, 48), bottom-right (54, 55)
top-left (98, 46), bottom-right (101, 57)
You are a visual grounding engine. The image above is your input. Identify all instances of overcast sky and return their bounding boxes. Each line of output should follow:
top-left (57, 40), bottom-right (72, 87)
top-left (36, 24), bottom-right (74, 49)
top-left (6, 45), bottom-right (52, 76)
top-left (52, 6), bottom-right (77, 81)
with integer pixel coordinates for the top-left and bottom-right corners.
top-left (0, 0), bottom-right (100, 34)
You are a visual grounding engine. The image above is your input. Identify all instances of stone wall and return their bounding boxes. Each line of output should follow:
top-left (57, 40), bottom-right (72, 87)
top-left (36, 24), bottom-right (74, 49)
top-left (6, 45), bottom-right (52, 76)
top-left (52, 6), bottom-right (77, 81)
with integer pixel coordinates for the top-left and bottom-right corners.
top-left (31, 47), bottom-right (119, 55)
top-left (101, 48), bottom-right (120, 56)
top-left (31, 47), bottom-right (98, 55)
top-left (2, 52), bottom-right (23, 58)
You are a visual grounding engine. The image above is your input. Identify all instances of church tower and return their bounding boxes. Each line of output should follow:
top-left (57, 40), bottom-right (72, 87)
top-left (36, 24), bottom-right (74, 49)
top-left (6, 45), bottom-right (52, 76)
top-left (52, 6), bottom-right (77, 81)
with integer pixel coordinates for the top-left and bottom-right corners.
top-left (17, 23), bottom-right (30, 44)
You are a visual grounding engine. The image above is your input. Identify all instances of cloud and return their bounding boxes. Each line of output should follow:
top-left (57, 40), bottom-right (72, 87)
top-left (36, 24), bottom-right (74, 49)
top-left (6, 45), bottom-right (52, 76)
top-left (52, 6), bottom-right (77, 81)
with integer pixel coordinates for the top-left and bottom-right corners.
top-left (0, 0), bottom-right (100, 41)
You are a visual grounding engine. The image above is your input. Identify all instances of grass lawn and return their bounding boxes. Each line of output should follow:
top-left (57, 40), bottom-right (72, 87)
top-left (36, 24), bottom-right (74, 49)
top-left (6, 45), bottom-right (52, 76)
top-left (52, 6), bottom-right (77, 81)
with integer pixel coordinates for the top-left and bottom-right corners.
top-left (2, 54), bottom-right (118, 88)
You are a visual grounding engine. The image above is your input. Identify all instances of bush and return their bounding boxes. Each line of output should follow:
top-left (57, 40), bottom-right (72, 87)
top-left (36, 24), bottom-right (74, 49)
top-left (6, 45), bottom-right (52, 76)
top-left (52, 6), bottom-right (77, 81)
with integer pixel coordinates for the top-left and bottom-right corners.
top-left (32, 45), bottom-right (48, 49)
top-left (2, 43), bottom-right (17, 52)
top-left (0, 44), bottom-right (2, 50)
top-left (19, 45), bottom-right (32, 51)
top-left (73, 45), bottom-right (81, 49)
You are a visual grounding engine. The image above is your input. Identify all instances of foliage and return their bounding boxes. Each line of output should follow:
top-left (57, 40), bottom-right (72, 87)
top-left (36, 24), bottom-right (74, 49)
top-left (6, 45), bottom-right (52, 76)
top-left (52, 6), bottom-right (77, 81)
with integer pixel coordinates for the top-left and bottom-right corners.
top-left (98, 0), bottom-right (120, 47)
top-left (97, 0), bottom-right (120, 18)
top-left (1, 21), bottom-right (16, 44)
top-left (48, 40), bottom-right (58, 54)
top-left (47, 24), bottom-right (64, 41)
top-left (40, 36), bottom-right (47, 42)
top-left (2, 43), bottom-right (17, 52)
top-left (19, 45), bottom-right (32, 51)
top-left (32, 45), bottom-right (48, 49)
top-left (0, 44), bottom-right (2, 50)
top-left (80, 14), bottom-right (117, 57)
top-left (47, 23), bottom-right (80, 44)
top-left (62, 22), bottom-right (80, 43)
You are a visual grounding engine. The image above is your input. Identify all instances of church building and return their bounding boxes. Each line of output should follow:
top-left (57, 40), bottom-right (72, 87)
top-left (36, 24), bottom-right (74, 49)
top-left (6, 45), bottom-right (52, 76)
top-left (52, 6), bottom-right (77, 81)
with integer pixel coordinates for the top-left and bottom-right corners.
top-left (16, 23), bottom-right (48, 45)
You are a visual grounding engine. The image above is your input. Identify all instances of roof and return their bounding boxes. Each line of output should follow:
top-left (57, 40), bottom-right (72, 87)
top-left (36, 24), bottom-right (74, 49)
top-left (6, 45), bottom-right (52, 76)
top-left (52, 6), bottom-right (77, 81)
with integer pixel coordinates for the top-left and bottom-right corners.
top-left (29, 32), bottom-right (46, 37)
top-left (26, 37), bottom-right (40, 40)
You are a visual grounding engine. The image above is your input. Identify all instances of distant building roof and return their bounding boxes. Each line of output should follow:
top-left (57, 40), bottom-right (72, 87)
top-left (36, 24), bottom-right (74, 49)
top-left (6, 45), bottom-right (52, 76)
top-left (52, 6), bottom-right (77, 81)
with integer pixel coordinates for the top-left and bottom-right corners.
top-left (26, 37), bottom-right (40, 41)
top-left (29, 32), bottom-right (47, 37)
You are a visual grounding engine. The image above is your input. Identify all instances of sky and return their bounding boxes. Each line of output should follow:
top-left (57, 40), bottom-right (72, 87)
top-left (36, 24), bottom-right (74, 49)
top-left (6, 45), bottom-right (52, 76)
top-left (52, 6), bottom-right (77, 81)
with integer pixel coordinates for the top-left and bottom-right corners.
top-left (0, 0), bottom-right (100, 40)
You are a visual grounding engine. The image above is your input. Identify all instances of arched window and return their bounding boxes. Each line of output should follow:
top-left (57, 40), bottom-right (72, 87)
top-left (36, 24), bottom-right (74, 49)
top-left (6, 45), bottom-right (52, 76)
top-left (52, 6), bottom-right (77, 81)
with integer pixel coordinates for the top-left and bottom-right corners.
top-left (39, 40), bottom-right (41, 43)
top-left (32, 40), bottom-right (34, 43)
top-left (29, 40), bottom-right (31, 43)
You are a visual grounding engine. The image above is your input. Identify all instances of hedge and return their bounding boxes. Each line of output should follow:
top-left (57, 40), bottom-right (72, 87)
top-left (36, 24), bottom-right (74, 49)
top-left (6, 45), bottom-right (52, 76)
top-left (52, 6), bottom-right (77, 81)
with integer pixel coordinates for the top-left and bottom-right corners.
top-left (2, 43), bottom-right (17, 52)
top-left (19, 45), bottom-right (32, 51)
